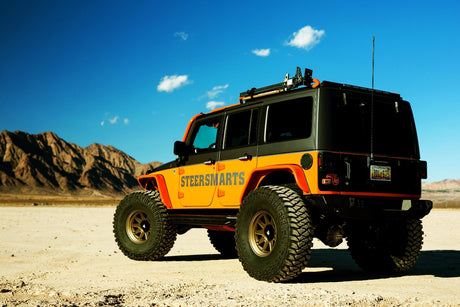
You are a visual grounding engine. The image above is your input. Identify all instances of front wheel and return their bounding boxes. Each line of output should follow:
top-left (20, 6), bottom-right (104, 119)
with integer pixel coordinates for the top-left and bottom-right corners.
top-left (347, 219), bottom-right (423, 274)
top-left (113, 190), bottom-right (177, 260)
top-left (235, 185), bottom-right (314, 282)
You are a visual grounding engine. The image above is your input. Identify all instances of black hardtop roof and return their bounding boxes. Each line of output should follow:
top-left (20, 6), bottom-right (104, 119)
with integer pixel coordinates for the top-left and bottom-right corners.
top-left (238, 66), bottom-right (402, 101)
top-left (236, 80), bottom-right (402, 105)
top-left (202, 79), bottom-right (403, 118)
top-left (320, 81), bottom-right (402, 98)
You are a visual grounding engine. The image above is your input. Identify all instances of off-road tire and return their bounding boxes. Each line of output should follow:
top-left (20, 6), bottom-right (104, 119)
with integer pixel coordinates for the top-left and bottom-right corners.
top-left (235, 185), bottom-right (313, 282)
top-left (207, 230), bottom-right (237, 258)
top-left (347, 218), bottom-right (423, 274)
top-left (113, 190), bottom-right (177, 260)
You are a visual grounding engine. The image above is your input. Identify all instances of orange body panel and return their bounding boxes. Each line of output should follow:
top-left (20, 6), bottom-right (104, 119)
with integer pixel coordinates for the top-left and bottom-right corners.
top-left (138, 149), bottom-right (421, 210)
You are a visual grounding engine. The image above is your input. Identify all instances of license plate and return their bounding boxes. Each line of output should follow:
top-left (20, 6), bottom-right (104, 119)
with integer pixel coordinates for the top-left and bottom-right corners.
top-left (370, 165), bottom-right (391, 181)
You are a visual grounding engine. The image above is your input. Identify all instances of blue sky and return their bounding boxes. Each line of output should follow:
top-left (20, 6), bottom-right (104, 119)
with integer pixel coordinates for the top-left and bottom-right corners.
top-left (0, 0), bottom-right (458, 182)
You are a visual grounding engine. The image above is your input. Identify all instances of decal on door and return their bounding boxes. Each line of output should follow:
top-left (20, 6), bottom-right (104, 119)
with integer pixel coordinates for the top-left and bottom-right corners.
top-left (181, 172), bottom-right (245, 187)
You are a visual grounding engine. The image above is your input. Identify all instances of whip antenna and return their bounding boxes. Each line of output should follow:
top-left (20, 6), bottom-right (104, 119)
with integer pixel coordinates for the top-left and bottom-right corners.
top-left (370, 36), bottom-right (375, 160)
top-left (372, 36), bottom-right (375, 90)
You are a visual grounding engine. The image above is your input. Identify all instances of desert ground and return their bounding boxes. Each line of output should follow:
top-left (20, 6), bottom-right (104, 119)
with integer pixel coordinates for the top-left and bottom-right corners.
top-left (0, 198), bottom-right (459, 306)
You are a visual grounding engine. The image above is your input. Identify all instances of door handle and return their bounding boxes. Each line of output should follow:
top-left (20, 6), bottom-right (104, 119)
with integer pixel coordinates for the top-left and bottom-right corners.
top-left (238, 154), bottom-right (252, 161)
top-left (204, 159), bottom-right (216, 165)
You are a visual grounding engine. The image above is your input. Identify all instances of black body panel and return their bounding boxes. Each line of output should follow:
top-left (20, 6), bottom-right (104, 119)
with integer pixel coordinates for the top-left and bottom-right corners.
top-left (318, 151), bottom-right (422, 195)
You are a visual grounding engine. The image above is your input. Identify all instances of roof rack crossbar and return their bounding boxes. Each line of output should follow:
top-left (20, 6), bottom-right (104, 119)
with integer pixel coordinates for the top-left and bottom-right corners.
top-left (239, 67), bottom-right (319, 103)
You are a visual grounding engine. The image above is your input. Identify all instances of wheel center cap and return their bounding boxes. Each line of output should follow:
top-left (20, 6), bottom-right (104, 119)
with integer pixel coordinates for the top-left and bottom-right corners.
top-left (265, 225), bottom-right (275, 241)
top-left (141, 221), bottom-right (150, 231)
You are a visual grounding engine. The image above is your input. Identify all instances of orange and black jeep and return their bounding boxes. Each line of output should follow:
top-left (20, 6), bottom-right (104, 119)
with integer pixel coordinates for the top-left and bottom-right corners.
top-left (113, 67), bottom-right (432, 282)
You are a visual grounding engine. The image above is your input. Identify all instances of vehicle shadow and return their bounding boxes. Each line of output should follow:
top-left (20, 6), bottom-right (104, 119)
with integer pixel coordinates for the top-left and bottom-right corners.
top-left (289, 249), bottom-right (460, 283)
top-left (161, 249), bottom-right (460, 282)
top-left (160, 254), bottom-right (236, 262)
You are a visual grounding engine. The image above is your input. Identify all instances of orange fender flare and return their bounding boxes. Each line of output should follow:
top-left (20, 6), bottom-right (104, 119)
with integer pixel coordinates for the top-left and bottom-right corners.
top-left (240, 164), bottom-right (310, 202)
top-left (138, 174), bottom-right (173, 209)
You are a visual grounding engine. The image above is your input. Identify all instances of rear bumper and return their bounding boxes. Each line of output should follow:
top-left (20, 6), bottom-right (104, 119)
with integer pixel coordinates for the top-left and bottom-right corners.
top-left (309, 195), bottom-right (433, 220)
top-left (389, 199), bottom-right (433, 219)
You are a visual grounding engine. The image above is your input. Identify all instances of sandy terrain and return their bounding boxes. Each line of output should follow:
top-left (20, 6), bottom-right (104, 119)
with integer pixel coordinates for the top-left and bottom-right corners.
top-left (0, 206), bottom-right (459, 306)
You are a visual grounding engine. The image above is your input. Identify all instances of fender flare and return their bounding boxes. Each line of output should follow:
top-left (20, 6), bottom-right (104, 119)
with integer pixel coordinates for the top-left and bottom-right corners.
top-left (138, 174), bottom-right (173, 209)
top-left (240, 164), bottom-right (311, 202)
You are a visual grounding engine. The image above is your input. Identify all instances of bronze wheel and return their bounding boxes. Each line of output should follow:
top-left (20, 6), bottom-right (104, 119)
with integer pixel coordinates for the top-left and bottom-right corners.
top-left (249, 210), bottom-right (277, 257)
top-left (126, 210), bottom-right (151, 244)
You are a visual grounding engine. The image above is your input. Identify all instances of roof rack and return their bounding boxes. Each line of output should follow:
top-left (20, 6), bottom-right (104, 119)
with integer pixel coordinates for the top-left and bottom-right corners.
top-left (239, 67), bottom-right (320, 103)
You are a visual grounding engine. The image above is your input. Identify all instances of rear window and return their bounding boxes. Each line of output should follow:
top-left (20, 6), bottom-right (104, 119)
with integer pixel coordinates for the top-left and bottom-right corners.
top-left (326, 91), bottom-right (419, 158)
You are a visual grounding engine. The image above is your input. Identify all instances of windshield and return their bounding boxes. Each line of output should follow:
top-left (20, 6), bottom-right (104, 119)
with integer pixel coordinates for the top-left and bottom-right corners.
top-left (319, 90), bottom-right (420, 158)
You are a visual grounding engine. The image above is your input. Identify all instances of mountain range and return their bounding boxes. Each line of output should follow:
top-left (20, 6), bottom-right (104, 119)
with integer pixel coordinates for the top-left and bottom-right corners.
top-left (1, 129), bottom-right (459, 201)
top-left (0, 130), bottom-right (162, 195)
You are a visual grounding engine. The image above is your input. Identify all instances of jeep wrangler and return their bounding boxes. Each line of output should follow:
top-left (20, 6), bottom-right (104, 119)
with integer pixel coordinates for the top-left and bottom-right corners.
top-left (113, 67), bottom-right (432, 282)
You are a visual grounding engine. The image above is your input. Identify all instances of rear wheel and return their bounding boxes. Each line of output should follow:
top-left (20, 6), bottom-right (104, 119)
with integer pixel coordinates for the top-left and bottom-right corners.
top-left (207, 230), bottom-right (237, 258)
top-left (113, 190), bottom-right (177, 260)
top-left (347, 219), bottom-right (423, 274)
top-left (235, 185), bottom-right (313, 282)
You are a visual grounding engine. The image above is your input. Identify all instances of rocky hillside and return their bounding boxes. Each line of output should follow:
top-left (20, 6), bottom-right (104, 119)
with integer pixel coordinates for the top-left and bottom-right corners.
top-left (422, 179), bottom-right (460, 191)
top-left (0, 130), bottom-right (162, 194)
top-left (422, 179), bottom-right (460, 208)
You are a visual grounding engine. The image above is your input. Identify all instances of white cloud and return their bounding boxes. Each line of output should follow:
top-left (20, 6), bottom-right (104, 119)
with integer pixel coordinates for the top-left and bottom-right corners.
top-left (157, 75), bottom-right (191, 93)
top-left (252, 48), bottom-right (270, 57)
top-left (286, 25), bottom-right (325, 51)
top-left (174, 32), bottom-right (189, 41)
top-left (101, 116), bottom-right (128, 126)
top-left (206, 101), bottom-right (225, 110)
top-left (207, 84), bottom-right (229, 99)
top-left (109, 116), bottom-right (119, 124)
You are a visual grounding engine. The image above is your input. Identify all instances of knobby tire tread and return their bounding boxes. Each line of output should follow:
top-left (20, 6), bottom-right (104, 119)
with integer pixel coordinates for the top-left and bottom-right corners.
top-left (207, 230), bottom-right (238, 258)
top-left (347, 219), bottom-right (423, 274)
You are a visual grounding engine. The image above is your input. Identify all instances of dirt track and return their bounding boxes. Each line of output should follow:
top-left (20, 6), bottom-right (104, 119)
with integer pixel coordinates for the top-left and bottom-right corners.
top-left (0, 207), bottom-right (459, 306)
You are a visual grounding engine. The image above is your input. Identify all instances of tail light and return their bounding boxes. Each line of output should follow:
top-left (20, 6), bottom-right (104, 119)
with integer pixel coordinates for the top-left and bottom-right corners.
top-left (318, 152), bottom-right (342, 190)
top-left (419, 160), bottom-right (428, 179)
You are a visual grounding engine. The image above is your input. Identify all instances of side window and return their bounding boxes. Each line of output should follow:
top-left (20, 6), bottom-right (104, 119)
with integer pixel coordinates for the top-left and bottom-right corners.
top-left (249, 110), bottom-right (258, 145)
top-left (190, 117), bottom-right (221, 153)
top-left (265, 97), bottom-right (313, 143)
top-left (224, 109), bottom-right (258, 149)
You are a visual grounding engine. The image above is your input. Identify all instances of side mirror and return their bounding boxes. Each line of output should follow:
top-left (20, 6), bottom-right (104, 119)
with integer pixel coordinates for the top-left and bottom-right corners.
top-left (174, 141), bottom-right (187, 156)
